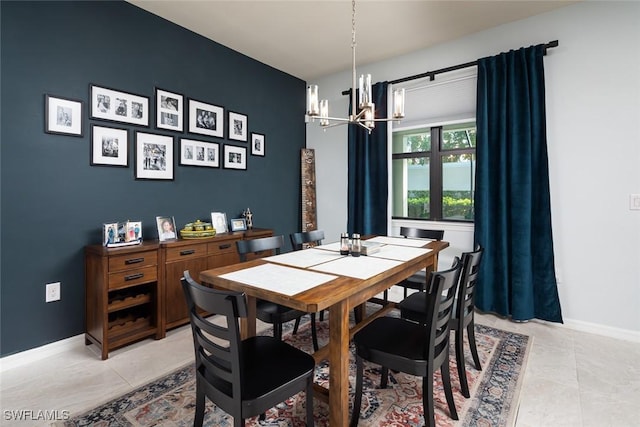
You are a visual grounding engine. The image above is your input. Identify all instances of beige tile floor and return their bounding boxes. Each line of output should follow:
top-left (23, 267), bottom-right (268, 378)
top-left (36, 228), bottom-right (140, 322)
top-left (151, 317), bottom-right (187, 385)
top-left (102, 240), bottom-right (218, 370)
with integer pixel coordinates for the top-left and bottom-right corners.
top-left (1, 296), bottom-right (639, 427)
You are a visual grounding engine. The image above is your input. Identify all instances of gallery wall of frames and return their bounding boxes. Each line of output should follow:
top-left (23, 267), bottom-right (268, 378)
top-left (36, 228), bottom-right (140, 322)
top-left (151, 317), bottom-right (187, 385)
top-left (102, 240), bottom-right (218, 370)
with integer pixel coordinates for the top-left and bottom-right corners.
top-left (1, 0), bottom-right (306, 356)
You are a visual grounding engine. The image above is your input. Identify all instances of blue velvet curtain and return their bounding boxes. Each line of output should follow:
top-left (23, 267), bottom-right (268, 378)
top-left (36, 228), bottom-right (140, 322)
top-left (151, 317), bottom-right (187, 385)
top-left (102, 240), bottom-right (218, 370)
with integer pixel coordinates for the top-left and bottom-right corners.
top-left (474, 45), bottom-right (563, 323)
top-left (347, 81), bottom-right (388, 235)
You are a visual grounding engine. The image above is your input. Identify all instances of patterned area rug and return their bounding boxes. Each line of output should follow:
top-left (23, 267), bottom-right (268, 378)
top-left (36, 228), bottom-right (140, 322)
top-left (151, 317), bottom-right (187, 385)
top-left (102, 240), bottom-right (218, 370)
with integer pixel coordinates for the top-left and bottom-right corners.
top-left (61, 314), bottom-right (530, 427)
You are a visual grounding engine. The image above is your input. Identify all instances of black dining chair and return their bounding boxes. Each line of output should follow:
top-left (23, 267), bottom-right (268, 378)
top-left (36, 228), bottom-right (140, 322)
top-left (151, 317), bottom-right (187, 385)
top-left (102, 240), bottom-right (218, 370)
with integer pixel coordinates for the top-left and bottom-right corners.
top-left (236, 235), bottom-right (319, 351)
top-left (180, 271), bottom-right (315, 427)
top-left (350, 258), bottom-right (462, 427)
top-left (290, 230), bottom-right (326, 333)
top-left (399, 246), bottom-right (484, 398)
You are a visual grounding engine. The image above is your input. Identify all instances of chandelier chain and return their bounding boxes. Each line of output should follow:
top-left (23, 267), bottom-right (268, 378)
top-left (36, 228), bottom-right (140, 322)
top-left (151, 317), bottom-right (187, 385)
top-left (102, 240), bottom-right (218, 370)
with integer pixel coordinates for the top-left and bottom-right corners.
top-left (352, 0), bottom-right (356, 48)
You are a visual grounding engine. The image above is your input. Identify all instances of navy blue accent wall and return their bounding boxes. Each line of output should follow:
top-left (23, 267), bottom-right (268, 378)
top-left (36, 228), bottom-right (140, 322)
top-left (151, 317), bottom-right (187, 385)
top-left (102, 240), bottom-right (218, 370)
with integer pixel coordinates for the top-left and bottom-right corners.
top-left (0, 1), bottom-right (305, 356)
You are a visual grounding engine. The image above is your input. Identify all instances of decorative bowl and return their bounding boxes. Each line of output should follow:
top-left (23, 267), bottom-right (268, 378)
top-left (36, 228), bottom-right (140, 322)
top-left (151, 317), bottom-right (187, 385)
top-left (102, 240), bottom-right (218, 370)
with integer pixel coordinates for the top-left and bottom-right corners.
top-left (180, 220), bottom-right (216, 239)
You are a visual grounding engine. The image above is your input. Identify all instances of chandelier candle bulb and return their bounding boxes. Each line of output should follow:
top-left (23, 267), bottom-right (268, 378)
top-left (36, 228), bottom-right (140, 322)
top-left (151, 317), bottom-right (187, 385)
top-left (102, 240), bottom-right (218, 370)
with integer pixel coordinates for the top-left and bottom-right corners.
top-left (319, 99), bottom-right (329, 126)
top-left (359, 74), bottom-right (372, 107)
top-left (306, 85), bottom-right (319, 116)
top-left (393, 88), bottom-right (405, 119)
top-left (364, 103), bottom-right (375, 128)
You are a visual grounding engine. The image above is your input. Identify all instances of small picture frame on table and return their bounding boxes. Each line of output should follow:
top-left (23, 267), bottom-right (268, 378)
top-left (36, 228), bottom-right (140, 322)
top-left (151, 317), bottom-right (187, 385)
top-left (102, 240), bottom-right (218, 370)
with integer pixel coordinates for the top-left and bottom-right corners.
top-left (91, 124), bottom-right (128, 167)
top-left (156, 216), bottom-right (177, 242)
top-left (230, 218), bottom-right (247, 232)
top-left (251, 132), bottom-right (265, 156)
top-left (135, 132), bottom-right (174, 180)
top-left (188, 98), bottom-right (224, 138)
top-left (223, 145), bottom-right (247, 170)
top-left (210, 212), bottom-right (228, 233)
top-left (45, 94), bottom-right (83, 136)
top-left (228, 111), bottom-right (248, 142)
top-left (155, 88), bottom-right (184, 132)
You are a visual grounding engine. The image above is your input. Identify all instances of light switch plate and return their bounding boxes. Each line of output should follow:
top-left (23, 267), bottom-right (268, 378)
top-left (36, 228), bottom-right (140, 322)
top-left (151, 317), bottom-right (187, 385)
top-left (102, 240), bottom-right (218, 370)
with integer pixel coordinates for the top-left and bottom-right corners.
top-left (630, 194), bottom-right (640, 210)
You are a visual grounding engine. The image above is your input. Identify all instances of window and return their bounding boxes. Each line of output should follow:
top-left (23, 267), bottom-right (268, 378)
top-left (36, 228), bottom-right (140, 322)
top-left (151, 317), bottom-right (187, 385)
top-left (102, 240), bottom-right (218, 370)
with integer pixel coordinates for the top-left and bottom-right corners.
top-left (391, 121), bottom-right (476, 221)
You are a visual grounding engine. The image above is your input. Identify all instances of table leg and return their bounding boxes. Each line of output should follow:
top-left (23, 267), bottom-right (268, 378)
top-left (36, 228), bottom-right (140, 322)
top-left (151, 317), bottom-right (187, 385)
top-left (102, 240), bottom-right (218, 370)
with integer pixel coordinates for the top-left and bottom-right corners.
top-left (329, 299), bottom-right (349, 427)
top-left (240, 294), bottom-right (257, 339)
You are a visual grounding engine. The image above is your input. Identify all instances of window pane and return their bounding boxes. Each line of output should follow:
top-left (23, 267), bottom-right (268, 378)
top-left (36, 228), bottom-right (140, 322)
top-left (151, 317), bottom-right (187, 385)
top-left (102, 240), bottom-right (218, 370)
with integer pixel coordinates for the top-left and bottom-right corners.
top-left (392, 129), bottom-right (430, 154)
top-left (392, 157), bottom-right (430, 218)
top-left (442, 153), bottom-right (475, 220)
top-left (442, 123), bottom-right (476, 150)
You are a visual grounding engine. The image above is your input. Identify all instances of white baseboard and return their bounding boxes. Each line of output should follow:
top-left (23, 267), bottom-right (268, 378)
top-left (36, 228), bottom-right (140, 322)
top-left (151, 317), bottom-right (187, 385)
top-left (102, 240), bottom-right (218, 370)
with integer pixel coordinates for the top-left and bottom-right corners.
top-left (0, 334), bottom-right (85, 373)
top-left (563, 318), bottom-right (640, 343)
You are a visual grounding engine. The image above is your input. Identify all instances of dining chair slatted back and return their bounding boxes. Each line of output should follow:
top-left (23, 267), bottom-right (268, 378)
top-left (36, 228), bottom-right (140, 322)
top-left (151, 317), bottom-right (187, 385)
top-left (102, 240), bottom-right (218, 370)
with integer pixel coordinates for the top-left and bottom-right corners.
top-left (399, 246), bottom-right (484, 398)
top-left (350, 258), bottom-right (462, 427)
top-left (290, 230), bottom-right (325, 251)
top-left (181, 271), bottom-right (315, 427)
top-left (235, 236), bottom-right (318, 351)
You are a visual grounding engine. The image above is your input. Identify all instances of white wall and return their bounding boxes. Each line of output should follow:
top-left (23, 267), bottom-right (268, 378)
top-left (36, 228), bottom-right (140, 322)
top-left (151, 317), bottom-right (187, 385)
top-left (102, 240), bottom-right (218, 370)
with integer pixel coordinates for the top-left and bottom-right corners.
top-left (307, 1), bottom-right (640, 336)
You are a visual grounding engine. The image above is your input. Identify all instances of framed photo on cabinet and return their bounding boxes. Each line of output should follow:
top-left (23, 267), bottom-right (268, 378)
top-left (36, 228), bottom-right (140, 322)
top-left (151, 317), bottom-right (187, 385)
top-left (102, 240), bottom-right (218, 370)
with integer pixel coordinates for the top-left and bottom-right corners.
top-left (90, 84), bottom-right (149, 126)
top-left (180, 138), bottom-right (219, 168)
top-left (188, 98), bottom-right (224, 138)
top-left (45, 94), bottom-right (83, 136)
top-left (223, 145), bottom-right (247, 170)
top-left (250, 132), bottom-right (265, 156)
top-left (230, 218), bottom-right (247, 232)
top-left (228, 111), bottom-right (247, 142)
top-left (156, 216), bottom-right (177, 241)
top-left (91, 124), bottom-right (128, 167)
top-left (135, 132), bottom-right (174, 180)
top-left (210, 212), bottom-right (228, 233)
top-left (155, 88), bottom-right (183, 132)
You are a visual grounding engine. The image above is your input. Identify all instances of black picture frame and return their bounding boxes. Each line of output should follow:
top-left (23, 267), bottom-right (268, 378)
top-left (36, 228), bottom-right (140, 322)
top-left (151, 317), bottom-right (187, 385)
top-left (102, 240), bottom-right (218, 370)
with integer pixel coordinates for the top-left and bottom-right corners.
top-left (135, 132), bottom-right (174, 180)
top-left (155, 87), bottom-right (184, 132)
top-left (188, 98), bottom-right (224, 138)
top-left (180, 138), bottom-right (220, 168)
top-left (250, 132), bottom-right (265, 156)
top-left (45, 94), bottom-right (83, 136)
top-left (223, 145), bottom-right (247, 170)
top-left (90, 124), bottom-right (128, 167)
top-left (90, 84), bottom-right (150, 127)
top-left (228, 111), bottom-right (248, 142)
top-left (230, 218), bottom-right (247, 232)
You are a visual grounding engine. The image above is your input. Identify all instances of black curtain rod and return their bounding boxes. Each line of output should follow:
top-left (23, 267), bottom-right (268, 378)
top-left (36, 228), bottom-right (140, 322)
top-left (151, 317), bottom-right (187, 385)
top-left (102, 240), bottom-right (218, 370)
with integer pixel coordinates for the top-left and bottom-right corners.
top-left (341, 40), bottom-right (558, 94)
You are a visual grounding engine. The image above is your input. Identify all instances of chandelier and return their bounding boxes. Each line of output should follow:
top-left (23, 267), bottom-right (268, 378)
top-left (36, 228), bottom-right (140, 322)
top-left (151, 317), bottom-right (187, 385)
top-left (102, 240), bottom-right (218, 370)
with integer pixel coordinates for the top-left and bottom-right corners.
top-left (305, 0), bottom-right (405, 133)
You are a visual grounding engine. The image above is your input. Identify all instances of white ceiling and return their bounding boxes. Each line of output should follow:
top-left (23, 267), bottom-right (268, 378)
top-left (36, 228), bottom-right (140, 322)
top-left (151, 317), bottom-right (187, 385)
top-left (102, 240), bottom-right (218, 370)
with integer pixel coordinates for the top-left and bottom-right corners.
top-left (127, 0), bottom-right (577, 81)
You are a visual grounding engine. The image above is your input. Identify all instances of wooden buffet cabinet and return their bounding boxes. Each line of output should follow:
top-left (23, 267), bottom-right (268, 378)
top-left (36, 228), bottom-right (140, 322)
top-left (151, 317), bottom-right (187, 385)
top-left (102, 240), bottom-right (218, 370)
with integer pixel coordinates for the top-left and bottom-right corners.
top-left (85, 228), bottom-right (272, 359)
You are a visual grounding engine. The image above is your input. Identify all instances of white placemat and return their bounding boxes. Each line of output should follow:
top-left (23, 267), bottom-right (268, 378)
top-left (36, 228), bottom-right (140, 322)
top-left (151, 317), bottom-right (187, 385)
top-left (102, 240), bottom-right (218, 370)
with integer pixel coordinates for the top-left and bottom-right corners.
top-left (367, 236), bottom-right (431, 247)
top-left (309, 255), bottom-right (402, 280)
top-left (219, 263), bottom-right (337, 296)
top-left (367, 246), bottom-right (433, 261)
top-left (265, 248), bottom-right (346, 268)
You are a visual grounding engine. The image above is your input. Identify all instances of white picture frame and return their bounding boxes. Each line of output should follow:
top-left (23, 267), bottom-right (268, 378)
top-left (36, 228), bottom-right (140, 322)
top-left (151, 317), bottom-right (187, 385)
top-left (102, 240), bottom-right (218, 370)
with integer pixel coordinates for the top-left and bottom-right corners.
top-left (156, 216), bottom-right (177, 242)
top-left (210, 212), bottom-right (228, 233)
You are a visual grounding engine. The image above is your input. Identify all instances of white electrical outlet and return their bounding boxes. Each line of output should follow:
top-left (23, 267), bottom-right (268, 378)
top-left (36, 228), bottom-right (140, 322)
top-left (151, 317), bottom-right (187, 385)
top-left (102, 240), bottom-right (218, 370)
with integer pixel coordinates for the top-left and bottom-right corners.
top-left (46, 282), bottom-right (61, 302)
top-left (630, 194), bottom-right (640, 211)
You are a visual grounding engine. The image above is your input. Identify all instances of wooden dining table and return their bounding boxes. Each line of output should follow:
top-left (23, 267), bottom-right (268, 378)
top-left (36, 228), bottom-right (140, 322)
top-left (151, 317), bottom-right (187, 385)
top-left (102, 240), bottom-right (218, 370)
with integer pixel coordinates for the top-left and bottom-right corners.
top-left (199, 236), bottom-right (449, 427)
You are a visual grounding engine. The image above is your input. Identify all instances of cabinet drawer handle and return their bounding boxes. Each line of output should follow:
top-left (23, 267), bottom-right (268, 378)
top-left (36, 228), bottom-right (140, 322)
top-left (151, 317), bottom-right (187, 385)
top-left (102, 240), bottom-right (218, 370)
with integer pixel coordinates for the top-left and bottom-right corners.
top-left (180, 249), bottom-right (196, 256)
top-left (125, 257), bottom-right (144, 265)
top-left (219, 244), bottom-right (231, 250)
top-left (124, 273), bottom-right (144, 281)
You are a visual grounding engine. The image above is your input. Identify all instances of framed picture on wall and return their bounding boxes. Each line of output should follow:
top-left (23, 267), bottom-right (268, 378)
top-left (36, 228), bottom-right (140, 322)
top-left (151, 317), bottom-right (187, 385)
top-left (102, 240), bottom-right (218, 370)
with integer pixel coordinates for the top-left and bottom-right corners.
top-left (223, 145), bottom-right (247, 170)
top-left (250, 132), bottom-right (265, 156)
top-left (90, 84), bottom-right (149, 126)
top-left (45, 94), bottom-right (83, 136)
top-left (228, 111), bottom-right (248, 141)
top-left (180, 138), bottom-right (219, 168)
top-left (135, 132), bottom-right (174, 180)
top-left (155, 88), bottom-right (184, 132)
top-left (91, 124), bottom-right (128, 167)
top-left (188, 98), bottom-right (224, 138)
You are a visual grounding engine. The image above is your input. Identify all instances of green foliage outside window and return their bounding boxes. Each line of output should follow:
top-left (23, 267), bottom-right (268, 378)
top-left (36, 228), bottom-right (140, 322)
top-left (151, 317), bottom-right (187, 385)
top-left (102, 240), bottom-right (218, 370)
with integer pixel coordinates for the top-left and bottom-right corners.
top-left (407, 191), bottom-right (473, 219)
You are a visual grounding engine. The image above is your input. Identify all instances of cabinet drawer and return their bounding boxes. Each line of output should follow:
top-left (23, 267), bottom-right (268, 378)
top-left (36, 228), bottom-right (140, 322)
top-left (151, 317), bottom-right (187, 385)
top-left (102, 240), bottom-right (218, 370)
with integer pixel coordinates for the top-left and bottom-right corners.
top-left (108, 266), bottom-right (158, 290)
top-left (208, 239), bottom-right (239, 256)
top-left (109, 251), bottom-right (157, 273)
top-left (165, 243), bottom-right (207, 262)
